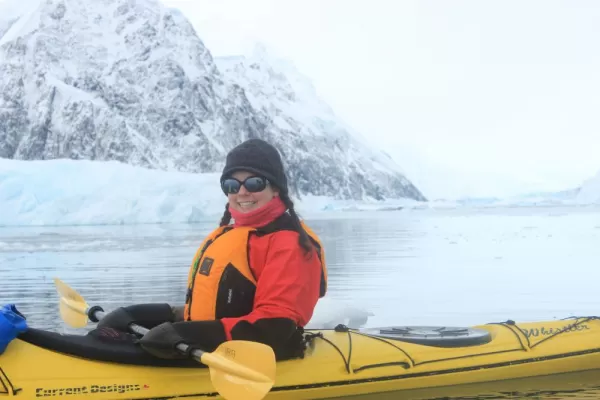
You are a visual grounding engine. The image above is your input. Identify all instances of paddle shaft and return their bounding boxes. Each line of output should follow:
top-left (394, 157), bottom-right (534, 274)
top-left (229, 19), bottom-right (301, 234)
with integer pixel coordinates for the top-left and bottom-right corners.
top-left (54, 277), bottom-right (277, 400)
top-left (89, 308), bottom-right (209, 362)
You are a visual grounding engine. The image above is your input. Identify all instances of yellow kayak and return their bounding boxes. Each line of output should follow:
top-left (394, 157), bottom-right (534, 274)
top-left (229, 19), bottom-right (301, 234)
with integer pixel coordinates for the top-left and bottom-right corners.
top-left (2, 316), bottom-right (600, 399)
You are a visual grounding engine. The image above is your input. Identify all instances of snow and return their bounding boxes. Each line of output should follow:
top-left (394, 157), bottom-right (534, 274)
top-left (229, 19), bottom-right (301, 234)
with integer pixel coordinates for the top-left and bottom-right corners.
top-left (1, 158), bottom-right (599, 227)
top-left (0, 0), bottom-right (41, 48)
top-left (577, 169), bottom-right (600, 204)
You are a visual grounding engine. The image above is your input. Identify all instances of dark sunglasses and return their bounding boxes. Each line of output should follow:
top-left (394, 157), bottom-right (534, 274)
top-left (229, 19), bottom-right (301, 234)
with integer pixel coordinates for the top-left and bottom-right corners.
top-left (221, 176), bottom-right (269, 194)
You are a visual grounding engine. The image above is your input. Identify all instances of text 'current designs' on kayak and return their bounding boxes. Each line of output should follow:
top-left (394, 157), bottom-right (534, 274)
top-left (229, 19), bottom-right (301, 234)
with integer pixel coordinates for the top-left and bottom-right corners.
top-left (35, 383), bottom-right (150, 397)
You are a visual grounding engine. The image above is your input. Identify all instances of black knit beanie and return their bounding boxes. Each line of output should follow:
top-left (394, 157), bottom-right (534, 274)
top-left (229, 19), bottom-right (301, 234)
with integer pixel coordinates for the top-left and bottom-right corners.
top-left (220, 139), bottom-right (288, 194)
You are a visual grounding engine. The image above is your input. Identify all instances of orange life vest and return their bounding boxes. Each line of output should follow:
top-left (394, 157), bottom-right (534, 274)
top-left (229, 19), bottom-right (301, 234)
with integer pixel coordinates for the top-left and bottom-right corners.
top-left (183, 221), bottom-right (327, 322)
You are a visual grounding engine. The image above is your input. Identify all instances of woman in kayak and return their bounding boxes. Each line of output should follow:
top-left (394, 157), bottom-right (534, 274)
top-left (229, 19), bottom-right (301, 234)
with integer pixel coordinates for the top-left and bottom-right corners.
top-left (96, 138), bottom-right (327, 361)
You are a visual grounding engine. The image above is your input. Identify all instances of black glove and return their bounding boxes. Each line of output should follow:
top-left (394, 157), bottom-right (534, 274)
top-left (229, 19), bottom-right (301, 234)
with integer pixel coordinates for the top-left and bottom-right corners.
top-left (87, 327), bottom-right (140, 344)
top-left (139, 320), bottom-right (227, 359)
top-left (230, 318), bottom-right (306, 360)
top-left (97, 303), bottom-right (175, 333)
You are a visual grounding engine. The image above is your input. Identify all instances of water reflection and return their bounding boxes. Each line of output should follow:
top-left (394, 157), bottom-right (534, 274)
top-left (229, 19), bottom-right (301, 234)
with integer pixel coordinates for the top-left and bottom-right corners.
top-left (0, 220), bottom-right (216, 333)
top-left (307, 215), bottom-right (422, 298)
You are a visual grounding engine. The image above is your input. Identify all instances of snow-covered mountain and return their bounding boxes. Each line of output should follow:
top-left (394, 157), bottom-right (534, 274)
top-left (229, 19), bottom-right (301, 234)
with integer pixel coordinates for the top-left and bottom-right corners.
top-left (454, 188), bottom-right (581, 206)
top-left (577, 169), bottom-right (600, 204)
top-left (215, 47), bottom-right (425, 201)
top-left (0, 0), bottom-right (425, 202)
top-left (435, 181), bottom-right (600, 209)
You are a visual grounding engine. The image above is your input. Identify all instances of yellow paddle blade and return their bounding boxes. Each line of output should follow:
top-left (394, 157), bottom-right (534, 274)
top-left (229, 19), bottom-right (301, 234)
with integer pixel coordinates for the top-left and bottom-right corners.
top-left (53, 278), bottom-right (90, 328)
top-left (205, 340), bottom-right (276, 400)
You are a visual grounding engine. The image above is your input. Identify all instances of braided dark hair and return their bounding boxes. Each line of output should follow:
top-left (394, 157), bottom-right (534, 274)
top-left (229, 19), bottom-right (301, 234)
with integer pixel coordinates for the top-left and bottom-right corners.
top-left (219, 203), bottom-right (232, 226)
top-left (279, 193), bottom-right (314, 256)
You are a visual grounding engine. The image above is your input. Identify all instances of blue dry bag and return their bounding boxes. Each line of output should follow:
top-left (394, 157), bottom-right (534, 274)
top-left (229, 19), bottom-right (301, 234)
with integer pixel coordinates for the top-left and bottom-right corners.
top-left (0, 304), bottom-right (28, 354)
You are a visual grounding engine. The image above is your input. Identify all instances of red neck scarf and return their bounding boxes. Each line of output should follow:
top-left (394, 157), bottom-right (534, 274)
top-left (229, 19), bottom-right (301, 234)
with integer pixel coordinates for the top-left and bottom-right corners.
top-left (230, 196), bottom-right (287, 228)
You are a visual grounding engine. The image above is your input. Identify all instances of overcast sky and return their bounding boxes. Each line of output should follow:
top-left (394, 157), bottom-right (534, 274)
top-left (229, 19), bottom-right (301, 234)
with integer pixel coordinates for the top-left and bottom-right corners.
top-left (2, 0), bottom-right (599, 199)
top-left (159, 0), bottom-right (600, 199)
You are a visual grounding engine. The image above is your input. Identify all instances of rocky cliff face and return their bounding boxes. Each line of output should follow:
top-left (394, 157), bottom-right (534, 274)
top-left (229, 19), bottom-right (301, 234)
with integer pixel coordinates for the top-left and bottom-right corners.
top-left (0, 0), bottom-right (426, 201)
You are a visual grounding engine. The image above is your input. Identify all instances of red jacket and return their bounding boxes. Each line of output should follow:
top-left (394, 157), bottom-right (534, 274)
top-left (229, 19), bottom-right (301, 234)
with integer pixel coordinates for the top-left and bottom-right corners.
top-left (219, 213), bottom-right (323, 340)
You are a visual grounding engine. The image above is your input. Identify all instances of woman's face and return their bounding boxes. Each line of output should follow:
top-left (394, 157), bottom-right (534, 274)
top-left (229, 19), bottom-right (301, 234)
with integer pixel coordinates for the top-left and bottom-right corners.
top-left (226, 170), bottom-right (279, 213)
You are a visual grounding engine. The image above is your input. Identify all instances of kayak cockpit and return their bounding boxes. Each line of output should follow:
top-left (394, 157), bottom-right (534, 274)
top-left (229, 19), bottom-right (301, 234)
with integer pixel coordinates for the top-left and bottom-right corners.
top-left (18, 328), bottom-right (201, 367)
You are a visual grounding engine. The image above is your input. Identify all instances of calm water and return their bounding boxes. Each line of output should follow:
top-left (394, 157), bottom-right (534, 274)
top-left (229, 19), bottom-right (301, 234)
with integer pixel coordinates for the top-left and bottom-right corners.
top-left (3, 205), bottom-right (600, 330)
top-left (2, 205), bottom-right (600, 398)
